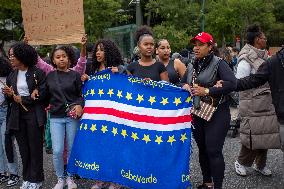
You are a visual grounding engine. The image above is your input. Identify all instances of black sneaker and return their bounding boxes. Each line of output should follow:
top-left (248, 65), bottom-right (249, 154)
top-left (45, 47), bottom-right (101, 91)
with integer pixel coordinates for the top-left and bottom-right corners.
top-left (7, 174), bottom-right (19, 187)
top-left (197, 183), bottom-right (214, 189)
top-left (0, 173), bottom-right (9, 184)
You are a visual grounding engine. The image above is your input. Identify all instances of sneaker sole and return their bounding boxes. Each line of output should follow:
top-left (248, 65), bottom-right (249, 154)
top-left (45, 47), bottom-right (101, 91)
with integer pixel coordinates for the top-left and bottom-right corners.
top-left (0, 179), bottom-right (9, 184)
top-left (7, 183), bottom-right (19, 187)
top-left (255, 170), bottom-right (272, 176)
top-left (235, 172), bottom-right (247, 177)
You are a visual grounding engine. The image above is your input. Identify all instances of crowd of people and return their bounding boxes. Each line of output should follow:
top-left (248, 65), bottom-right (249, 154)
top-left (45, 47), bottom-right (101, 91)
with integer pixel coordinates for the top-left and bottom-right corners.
top-left (0, 24), bottom-right (283, 189)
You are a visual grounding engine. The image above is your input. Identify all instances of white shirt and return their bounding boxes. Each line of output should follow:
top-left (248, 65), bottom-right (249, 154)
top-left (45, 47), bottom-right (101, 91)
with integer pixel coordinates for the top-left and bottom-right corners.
top-left (236, 59), bottom-right (256, 79)
top-left (0, 77), bottom-right (6, 105)
top-left (17, 70), bottom-right (30, 96)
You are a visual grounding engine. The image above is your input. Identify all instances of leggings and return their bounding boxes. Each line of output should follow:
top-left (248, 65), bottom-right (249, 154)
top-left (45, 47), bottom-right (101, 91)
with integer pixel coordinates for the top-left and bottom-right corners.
top-left (192, 102), bottom-right (230, 189)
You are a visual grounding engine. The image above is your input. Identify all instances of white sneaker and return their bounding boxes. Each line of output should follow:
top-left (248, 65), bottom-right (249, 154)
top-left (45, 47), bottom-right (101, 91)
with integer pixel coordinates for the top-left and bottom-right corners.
top-left (91, 184), bottom-right (102, 189)
top-left (253, 165), bottom-right (272, 176)
top-left (91, 181), bottom-right (105, 189)
top-left (28, 182), bottom-right (42, 189)
top-left (108, 183), bottom-right (122, 189)
top-left (20, 181), bottom-right (30, 189)
top-left (53, 178), bottom-right (65, 189)
top-left (66, 177), bottom-right (77, 189)
top-left (235, 160), bottom-right (249, 176)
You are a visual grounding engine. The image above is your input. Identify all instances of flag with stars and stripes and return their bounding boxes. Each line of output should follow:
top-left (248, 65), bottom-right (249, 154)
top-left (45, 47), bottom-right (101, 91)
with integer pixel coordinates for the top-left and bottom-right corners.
top-left (68, 69), bottom-right (192, 189)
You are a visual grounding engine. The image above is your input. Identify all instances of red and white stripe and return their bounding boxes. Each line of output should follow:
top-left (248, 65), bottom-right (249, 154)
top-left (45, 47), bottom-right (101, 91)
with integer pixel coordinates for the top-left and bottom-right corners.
top-left (82, 100), bottom-right (192, 131)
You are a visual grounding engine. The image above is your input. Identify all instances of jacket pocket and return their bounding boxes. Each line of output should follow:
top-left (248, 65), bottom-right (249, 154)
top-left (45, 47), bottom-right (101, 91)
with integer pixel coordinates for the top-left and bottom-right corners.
top-left (251, 88), bottom-right (273, 113)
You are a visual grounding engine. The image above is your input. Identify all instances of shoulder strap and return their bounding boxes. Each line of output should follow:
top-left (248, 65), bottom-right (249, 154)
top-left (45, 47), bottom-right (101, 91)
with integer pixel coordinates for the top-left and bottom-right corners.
top-left (186, 63), bottom-right (194, 85)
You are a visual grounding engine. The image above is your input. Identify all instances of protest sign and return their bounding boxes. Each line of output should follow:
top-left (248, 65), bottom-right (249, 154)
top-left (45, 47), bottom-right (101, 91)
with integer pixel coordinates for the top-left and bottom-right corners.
top-left (21, 0), bottom-right (85, 45)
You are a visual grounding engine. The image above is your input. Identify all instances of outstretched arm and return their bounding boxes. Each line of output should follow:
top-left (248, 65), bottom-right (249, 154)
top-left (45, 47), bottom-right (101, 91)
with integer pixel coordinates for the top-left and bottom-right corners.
top-left (72, 34), bottom-right (87, 75)
top-left (237, 61), bottom-right (270, 91)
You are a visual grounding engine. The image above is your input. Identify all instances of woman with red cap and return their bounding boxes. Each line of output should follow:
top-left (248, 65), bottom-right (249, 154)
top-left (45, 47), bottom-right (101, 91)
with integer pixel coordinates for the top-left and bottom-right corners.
top-left (181, 32), bottom-right (236, 189)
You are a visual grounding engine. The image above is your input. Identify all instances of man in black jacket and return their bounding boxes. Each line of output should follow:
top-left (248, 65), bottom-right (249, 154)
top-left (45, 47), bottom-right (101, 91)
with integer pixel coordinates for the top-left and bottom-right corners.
top-left (236, 47), bottom-right (284, 152)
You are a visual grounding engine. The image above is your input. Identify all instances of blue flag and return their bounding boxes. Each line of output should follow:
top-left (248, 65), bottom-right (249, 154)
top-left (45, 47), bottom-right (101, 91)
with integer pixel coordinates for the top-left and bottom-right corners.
top-left (68, 69), bottom-right (192, 189)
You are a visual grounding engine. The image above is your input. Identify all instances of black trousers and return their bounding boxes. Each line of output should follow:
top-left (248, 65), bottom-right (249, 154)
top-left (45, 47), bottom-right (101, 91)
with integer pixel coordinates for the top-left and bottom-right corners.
top-left (192, 102), bottom-right (230, 189)
top-left (14, 109), bottom-right (44, 183)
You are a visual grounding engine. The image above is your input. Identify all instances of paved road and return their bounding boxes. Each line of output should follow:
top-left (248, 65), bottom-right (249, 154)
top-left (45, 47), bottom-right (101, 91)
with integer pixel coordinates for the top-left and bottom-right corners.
top-left (1, 134), bottom-right (283, 189)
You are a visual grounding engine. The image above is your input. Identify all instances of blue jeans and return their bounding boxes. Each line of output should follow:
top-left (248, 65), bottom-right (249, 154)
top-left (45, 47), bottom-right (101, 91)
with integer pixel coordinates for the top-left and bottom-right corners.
top-left (0, 105), bottom-right (18, 175)
top-left (50, 117), bottom-right (78, 178)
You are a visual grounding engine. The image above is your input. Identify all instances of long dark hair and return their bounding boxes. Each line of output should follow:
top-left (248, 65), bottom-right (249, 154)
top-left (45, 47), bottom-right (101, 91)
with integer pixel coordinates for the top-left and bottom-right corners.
top-left (91, 39), bottom-right (123, 73)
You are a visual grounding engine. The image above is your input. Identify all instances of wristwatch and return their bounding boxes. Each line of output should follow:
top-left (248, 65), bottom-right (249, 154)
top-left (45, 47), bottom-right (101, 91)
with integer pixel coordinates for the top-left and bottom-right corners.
top-left (204, 88), bottom-right (209, 95)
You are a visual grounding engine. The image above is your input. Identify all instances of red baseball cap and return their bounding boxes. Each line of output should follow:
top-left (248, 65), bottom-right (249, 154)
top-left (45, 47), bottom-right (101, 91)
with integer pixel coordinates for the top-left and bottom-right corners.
top-left (190, 32), bottom-right (214, 44)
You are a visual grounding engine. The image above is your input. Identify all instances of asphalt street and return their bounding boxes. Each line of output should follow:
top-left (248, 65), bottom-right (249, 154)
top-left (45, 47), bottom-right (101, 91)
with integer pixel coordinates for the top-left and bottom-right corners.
top-left (1, 134), bottom-right (283, 189)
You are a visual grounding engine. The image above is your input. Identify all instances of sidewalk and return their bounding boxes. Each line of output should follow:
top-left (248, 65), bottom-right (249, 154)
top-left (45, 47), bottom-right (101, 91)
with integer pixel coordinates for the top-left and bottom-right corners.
top-left (0, 136), bottom-right (283, 189)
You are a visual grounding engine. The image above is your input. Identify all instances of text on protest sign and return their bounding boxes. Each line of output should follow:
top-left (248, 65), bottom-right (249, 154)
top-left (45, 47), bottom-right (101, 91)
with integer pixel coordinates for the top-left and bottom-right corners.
top-left (21, 0), bottom-right (85, 45)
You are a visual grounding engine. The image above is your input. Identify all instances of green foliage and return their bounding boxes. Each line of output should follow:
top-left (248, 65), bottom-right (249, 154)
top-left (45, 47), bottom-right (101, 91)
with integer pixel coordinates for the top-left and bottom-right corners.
top-left (84, 0), bottom-right (129, 42)
top-left (205, 0), bottom-right (276, 46)
top-left (0, 0), bottom-right (283, 55)
top-left (153, 24), bottom-right (189, 52)
top-left (146, 0), bottom-right (200, 35)
top-left (145, 0), bottom-right (201, 51)
top-left (0, 0), bottom-right (23, 46)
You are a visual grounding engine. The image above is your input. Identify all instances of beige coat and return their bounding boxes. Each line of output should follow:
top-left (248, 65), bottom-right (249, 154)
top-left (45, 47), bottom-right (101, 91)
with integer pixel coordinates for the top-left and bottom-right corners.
top-left (238, 44), bottom-right (281, 149)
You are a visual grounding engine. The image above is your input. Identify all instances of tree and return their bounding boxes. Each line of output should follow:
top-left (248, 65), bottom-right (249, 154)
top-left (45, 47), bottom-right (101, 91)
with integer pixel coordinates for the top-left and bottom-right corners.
top-left (84, 0), bottom-right (129, 42)
top-left (205, 0), bottom-right (276, 47)
top-left (268, 0), bottom-right (284, 46)
top-left (153, 24), bottom-right (189, 52)
top-left (145, 0), bottom-right (201, 51)
top-left (0, 0), bottom-right (23, 55)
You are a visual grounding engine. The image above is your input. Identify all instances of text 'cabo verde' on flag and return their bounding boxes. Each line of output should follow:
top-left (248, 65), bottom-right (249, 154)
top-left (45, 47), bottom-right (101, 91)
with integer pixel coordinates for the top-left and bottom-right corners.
top-left (67, 69), bottom-right (193, 189)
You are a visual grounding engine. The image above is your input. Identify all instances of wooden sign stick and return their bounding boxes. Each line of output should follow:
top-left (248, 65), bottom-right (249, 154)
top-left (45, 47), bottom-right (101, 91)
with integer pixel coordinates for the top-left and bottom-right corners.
top-left (0, 80), bottom-right (28, 111)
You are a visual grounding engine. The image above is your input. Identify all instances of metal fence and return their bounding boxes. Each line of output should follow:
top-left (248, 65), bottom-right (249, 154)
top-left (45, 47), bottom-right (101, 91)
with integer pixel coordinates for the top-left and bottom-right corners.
top-left (104, 24), bottom-right (137, 59)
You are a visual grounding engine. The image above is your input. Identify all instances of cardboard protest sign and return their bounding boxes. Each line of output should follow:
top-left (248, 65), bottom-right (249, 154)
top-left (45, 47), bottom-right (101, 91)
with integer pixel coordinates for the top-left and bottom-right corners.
top-left (21, 0), bottom-right (85, 45)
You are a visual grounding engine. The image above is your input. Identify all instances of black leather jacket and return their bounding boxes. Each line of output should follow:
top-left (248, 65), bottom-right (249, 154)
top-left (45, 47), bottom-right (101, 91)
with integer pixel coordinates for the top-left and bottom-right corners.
top-left (181, 53), bottom-right (237, 106)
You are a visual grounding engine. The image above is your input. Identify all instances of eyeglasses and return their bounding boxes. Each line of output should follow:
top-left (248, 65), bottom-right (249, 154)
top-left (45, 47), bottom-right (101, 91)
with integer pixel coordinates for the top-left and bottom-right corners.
top-left (259, 37), bottom-right (267, 41)
top-left (8, 54), bottom-right (15, 59)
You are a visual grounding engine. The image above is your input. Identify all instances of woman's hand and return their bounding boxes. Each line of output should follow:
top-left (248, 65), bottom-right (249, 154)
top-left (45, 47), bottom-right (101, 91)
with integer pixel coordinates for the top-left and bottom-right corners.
top-left (81, 34), bottom-right (87, 46)
top-left (13, 95), bottom-right (22, 104)
top-left (80, 34), bottom-right (88, 58)
top-left (31, 89), bottom-right (39, 100)
top-left (143, 78), bottom-right (151, 81)
top-left (214, 80), bottom-right (223, 88)
top-left (182, 84), bottom-right (192, 93)
top-left (23, 35), bottom-right (30, 44)
top-left (110, 66), bottom-right (119, 73)
top-left (2, 86), bottom-right (14, 97)
top-left (74, 105), bottom-right (83, 118)
top-left (191, 85), bottom-right (208, 96)
top-left (81, 74), bottom-right (90, 82)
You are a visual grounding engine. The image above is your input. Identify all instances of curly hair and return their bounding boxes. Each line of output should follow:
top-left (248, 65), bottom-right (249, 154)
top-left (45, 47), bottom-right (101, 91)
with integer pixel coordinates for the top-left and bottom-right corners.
top-left (50, 45), bottom-right (77, 68)
top-left (10, 42), bottom-right (38, 67)
top-left (0, 57), bottom-right (12, 77)
top-left (135, 25), bottom-right (154, 44)
top-left (91, 39), bottom-right (123, 73)
top-left (219, 47), bottom-right (232, 63)
top-left (246, 24), bottom-right (263, 45)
